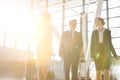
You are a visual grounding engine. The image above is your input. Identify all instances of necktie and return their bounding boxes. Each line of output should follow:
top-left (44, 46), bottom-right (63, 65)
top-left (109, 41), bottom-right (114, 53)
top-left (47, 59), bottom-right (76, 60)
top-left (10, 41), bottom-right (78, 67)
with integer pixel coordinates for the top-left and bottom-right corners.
top-left (70, 31), bottom-right (73, 38)
top-left (70, 31), bottom-right (74, 52)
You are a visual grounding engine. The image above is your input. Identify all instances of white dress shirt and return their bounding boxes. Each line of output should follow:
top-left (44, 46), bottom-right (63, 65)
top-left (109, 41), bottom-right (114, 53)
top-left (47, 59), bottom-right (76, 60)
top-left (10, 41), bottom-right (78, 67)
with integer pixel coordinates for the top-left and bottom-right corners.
top-left (97, 28), bottom-right (105, 43)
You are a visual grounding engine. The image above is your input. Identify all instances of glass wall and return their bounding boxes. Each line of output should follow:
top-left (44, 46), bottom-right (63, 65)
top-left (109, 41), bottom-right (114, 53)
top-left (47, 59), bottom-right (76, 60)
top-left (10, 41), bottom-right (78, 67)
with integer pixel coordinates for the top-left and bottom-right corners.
top-left (46, 0), bottom-right (119, 59)
top-left (0, 0), bottom-right (120, 79)
top-left (46, 0), bottom-right (120, 79)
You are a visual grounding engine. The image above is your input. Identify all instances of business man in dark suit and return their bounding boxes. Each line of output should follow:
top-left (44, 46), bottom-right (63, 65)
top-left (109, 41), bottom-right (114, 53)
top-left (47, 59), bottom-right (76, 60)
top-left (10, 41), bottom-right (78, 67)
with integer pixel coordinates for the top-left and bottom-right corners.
top-left (59, 19), bottom-right (83, 80)
top-left (90, 18), bottom-right (118, 80)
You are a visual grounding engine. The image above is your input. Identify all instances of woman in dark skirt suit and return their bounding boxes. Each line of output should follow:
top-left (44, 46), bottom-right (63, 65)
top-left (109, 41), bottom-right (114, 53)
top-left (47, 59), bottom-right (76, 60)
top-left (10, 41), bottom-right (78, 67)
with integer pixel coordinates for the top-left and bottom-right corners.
top-left (90, 18), bottom-right (118, 80)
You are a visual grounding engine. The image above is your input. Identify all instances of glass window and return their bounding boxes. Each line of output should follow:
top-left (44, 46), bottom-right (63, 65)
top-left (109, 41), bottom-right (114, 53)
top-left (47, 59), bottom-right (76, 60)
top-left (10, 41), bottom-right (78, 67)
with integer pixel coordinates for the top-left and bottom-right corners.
top-left (65, 0), bottom-right (82, 8)
top-left (112, 38), bottom-right (120, 49)
top-left (5, 27), bottom-right (17, 48)
top-left (86, 3), bottom-right (97, 12)
top-left (112, 38), bottom-right (120, 56)
top-left (110, 28), bottom-right (120, 38)
top-left (109, 17), bottom-right (120, 28)
top-left (109, 0), bottom-right (120, 8)
top-left (0, 25), bottom-right (5, 46)
top-left (48, 4), bottom-right (62, 12)
top-left (51, 11), bottom-right (62, 20)
top-left (109, 8), bottom-right (120, 17)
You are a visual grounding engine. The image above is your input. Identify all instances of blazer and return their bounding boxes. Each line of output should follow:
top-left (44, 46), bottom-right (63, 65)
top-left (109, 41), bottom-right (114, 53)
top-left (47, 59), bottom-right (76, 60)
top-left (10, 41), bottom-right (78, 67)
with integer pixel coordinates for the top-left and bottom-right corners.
top-left (59, 31), bottom-right (83, 59)
top-left (90, 29), bottom-right (117, 60)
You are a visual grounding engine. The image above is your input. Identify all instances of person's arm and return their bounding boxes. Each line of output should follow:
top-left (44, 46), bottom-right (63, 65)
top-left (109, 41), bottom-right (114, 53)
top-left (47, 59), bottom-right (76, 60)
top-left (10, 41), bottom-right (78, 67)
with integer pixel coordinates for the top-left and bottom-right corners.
top-left (59, 32), bottom-right (65, 58)
top-left (108, 30), bottom-right (117, 57)
top-left (90, 31), bottom-right (95, 60)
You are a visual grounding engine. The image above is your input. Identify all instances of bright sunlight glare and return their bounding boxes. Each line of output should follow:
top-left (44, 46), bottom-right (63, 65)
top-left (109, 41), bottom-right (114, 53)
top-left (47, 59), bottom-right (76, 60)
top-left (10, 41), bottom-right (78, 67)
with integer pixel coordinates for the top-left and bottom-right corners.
top-left (0, 0), bottom-right (42, 59)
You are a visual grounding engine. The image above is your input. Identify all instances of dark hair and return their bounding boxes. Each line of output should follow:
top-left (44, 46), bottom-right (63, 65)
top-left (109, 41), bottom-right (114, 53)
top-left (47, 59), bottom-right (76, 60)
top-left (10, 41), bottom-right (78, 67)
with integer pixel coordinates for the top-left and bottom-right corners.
top-left (96, 17), bottom-right (105, 25)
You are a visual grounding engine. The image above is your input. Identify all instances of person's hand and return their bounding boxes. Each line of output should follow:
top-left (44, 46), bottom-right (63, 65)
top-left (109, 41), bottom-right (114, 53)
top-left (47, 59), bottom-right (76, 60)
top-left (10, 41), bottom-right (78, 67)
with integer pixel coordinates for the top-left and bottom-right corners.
top-left (115, 56), bottom-right (120, 60)
top-left (79, 57), bottom-right (86, 63)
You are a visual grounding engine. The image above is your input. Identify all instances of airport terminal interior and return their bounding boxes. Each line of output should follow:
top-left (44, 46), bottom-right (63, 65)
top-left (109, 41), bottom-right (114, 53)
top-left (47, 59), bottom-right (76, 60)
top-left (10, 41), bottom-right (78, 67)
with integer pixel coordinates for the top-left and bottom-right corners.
top-left (0, 0), bottom-right (120, 80)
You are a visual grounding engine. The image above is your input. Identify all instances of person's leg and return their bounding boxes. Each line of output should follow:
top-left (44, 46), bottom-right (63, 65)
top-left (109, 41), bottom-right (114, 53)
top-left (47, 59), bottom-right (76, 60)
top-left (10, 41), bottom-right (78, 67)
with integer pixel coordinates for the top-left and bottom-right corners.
top-left (104, 69), bottom-right (110, 80)
top-left (96, 70), bottom-right (102, 80)
top-left (64, 59), bottom-right (71, 80)
top-left (38, 67), bottom-right (44, 80)
top-left (95, 57), bottom-right (103, 80)
top-left (43, 65), bottom-right (48, 80)
top-left (71, 65), bottom-right (78, 80)
top-left (71, 58), bottom-right (79, 80)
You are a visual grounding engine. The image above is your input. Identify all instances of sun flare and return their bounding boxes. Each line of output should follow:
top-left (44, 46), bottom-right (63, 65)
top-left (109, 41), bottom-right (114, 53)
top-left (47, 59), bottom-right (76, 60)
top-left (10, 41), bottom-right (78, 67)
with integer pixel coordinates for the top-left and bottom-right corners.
top-left (0, 0), bottom-right (42, 59)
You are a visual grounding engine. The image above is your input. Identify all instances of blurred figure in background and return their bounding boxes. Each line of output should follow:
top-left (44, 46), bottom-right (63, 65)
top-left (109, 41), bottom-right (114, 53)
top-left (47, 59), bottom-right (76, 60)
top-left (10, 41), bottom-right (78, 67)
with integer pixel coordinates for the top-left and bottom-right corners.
top-left (35, 12), bottom-right (52, 80)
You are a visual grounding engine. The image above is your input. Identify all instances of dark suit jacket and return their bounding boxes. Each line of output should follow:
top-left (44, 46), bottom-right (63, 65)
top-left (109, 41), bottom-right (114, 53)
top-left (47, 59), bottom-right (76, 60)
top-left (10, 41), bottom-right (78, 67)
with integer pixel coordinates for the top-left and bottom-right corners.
top-left (90, 29), bottom-right (117, 60)
top-left (59, 31), bottom-right (83, 59)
